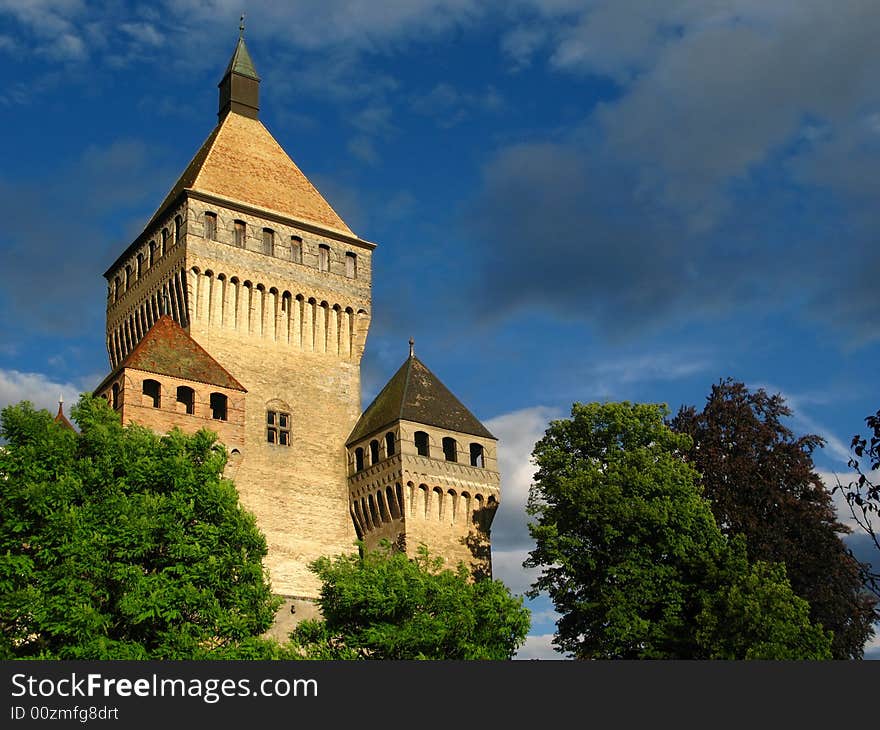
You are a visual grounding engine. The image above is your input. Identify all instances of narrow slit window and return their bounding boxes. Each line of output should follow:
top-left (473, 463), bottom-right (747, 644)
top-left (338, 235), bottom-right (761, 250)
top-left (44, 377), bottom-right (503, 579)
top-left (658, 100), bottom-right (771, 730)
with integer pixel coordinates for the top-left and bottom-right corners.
top-left (355, 447), bottom-right (365, 472)
top-left (345, 252), bottom-right (357, 278)
top-left (319, 244), bottom-right (330, 272)
top-left (161, 228), bottom-right (169, 255)
top-left (385, 431), bottom-right (395, 457)
top-left (234, 220), bottom-right (246, 248)
top-left (443, 437), bottom-right (457, 462)
top-left (204, 212), bottom-right (217, 241)
top-left (174, 215), bottom-right (182, 245)
top-left (262, 228), bottom-right (275, 256)
top-left (370, 439), bottom-right (380, 465)
top-left (290, 236), bottom-right (302, 263)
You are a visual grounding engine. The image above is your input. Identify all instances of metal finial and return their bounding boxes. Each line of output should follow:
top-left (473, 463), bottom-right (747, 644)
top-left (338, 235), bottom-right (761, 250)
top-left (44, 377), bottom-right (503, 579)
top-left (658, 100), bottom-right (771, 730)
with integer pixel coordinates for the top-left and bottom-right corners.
top-left (59, 393), bottom-right (63, 406)
top-left (409, 337), bottom-right (415, 358)
top-left (239, 13), bottom-right (245, 37)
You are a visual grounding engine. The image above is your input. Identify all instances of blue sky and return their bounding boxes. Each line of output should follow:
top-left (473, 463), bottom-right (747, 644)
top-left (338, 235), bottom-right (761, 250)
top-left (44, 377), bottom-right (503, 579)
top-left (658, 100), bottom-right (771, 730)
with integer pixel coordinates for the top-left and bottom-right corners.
top-left (1, 1), bottom-right (878, 658)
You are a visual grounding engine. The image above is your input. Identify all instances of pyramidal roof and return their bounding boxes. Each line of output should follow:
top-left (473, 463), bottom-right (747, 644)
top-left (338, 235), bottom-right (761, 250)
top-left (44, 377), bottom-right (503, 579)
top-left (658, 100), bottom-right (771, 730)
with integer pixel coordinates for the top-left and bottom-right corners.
top-left (147, 111), bottom-right (353, 236)
top-left (224, 36), bottom-right (259, 80)
top-left (347, 354), bottom-right (495, 445)
top-left (96, 315), bottom-right (246, 393)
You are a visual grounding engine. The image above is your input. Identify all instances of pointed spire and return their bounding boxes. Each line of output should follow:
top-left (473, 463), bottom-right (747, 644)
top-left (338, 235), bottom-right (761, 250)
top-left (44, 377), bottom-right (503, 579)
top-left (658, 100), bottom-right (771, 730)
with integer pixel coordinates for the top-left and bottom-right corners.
top-left (218, 21), bottom-right (260, 121)
top-left (54, 396), bottom-right (75, 432)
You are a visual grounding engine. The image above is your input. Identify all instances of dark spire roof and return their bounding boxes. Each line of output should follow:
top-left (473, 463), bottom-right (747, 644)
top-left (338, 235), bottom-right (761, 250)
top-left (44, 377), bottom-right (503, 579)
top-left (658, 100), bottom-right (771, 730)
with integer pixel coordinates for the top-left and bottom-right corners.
top-left (347, 351), bottom-right (495, 445)
top-left (223, 36), bottom-right (260, 81)
top-left (94, 315), bottom-right (246, 395)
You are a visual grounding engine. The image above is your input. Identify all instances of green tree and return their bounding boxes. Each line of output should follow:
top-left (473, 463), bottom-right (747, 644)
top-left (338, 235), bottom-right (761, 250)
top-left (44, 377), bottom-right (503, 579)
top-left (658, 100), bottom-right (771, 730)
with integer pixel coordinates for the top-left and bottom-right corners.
top-left (525, 401), bottom-right (832, 659)
top-left (671, 380), bottom-right (875, 658)
top-left (289, 543), bottom-right (531, 659)
top-left (0, 395), bottom-right (283, 659)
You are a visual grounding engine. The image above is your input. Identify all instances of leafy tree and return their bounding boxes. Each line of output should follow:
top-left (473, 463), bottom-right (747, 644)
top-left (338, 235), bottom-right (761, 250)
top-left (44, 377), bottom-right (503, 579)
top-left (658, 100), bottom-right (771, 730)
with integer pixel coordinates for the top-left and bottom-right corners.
top-left (0, 395), bottom-right (284, 659)
top-left (671, 380), bottom-right (875, 658)
top-left (289, 543), bottom-right (531, 659)
top-left (525, 401), bottom-right (832, 659)
top-left (835, 408), bottom-right (880, 613)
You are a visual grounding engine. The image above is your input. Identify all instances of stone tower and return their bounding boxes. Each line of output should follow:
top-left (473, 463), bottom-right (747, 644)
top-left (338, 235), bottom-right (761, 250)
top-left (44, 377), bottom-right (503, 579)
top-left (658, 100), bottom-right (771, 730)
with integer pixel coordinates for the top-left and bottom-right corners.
top-left (346, 346), bottom-right (500, 577)
top-left (99, 33), bottom-right (373, 604)
top-left (95, 32), bottom-right (500, 619)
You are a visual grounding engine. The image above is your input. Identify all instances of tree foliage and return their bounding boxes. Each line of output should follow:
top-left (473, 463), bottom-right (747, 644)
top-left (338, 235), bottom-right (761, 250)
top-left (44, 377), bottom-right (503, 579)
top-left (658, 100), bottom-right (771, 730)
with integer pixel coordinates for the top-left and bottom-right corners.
top-left (671, 380), bottom-right (875, 658)
top-left (289, 543), bottom-right (531, 659)
top-left (525, 401), bottom-right (832, 659)
top-left (0, 395), bottom-right (284, 659)
top-left (836, 407), bottom-right (880, 613)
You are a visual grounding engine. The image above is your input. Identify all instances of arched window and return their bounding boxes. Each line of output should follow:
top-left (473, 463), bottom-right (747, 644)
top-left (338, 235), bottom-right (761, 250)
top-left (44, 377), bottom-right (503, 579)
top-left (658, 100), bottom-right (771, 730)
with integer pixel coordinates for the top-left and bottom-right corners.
top-left (414, 431), bottom-right (430, 457)
top-left (137, 253), bottom-right (144, 279)
top-left (370, 439), bottom-right (380, 465)
top-left (125, 265), bottom-right (133, 291)
top-left (149, 241), bottom-right (157, 267)
top-left (262, 228), bottom-right (274, 256)
top-left (143, 379), bottom-right (161, 408)
top-left (111, 383), bottom-right (120, 410)
top-left (385, 431), bottom-right (395, 457)
top-left (470, 443), bottom-right (485, 468)
top-left (176, 385), bottom-right (195, 415)
top-left (290, 235), bottom-right (302, 263)
top-left (345, 252), bottom-right (357, 278)
top-left (174, 215), bottom-right (182, 244)
top-left (210, 392), bottom-right (228, 421)
top-left (355, 447), bottom-right (365, 472)
top-left (161, 228), bottom-right (169, 256)
top-left (234, 220), bottom-right (246, 248)
top-left (114, 276), bottom-right (121, 302)
top-left (318, 244), bottom-right (330, 272)
top-left (204, 212), bottom-right (217, 240)
top-left (442, 437), bottom-right (457, 462)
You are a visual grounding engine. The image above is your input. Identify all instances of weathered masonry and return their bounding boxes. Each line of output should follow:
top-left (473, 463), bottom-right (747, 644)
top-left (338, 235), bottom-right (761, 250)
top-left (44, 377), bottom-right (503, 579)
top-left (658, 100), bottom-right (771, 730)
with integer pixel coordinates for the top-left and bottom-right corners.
top-left (95, 31), bottom-right (501, 626)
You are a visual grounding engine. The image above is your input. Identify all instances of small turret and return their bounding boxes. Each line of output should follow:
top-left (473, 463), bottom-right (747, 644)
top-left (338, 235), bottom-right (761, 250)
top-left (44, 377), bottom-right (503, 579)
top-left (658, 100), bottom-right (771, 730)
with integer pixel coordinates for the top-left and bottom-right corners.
top-left (218, 16), bottom-right (260, 121)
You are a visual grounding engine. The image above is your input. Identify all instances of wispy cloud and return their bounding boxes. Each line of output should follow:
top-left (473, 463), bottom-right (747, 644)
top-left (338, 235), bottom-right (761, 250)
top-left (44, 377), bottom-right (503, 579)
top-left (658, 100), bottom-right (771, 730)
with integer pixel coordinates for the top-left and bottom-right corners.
top-left (0, 368), bottom-right (86, 415)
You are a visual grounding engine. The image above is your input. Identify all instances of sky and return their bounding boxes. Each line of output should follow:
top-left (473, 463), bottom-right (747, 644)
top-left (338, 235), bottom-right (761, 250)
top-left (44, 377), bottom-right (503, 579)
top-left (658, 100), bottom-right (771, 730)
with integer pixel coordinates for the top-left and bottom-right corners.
top-left (1, 1), bottom-right (879, 659)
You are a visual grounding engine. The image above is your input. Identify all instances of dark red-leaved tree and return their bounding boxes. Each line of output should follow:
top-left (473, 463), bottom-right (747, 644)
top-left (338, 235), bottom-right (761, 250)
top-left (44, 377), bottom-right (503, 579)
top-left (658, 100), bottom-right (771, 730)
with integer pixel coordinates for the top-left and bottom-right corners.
top-left (835, 408), bottom-right (880, 612)
top-left (671, 380), bottom-right (876, 659)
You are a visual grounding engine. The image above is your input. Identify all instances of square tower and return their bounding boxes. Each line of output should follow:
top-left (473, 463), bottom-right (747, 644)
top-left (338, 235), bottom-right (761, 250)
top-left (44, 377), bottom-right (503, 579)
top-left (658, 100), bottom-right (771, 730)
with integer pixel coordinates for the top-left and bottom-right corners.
top-left (99, 34), bottom-right (374, 600)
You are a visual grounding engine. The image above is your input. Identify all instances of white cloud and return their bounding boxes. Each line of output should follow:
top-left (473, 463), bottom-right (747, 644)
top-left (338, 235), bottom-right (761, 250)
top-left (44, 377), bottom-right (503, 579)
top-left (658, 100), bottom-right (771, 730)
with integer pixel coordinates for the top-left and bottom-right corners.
top-left (0, 369), bottom-right (86, 418)
top-left (514, 633), bottom-right (560, 660)
top-left (486, 406), bottom-right (559, 549)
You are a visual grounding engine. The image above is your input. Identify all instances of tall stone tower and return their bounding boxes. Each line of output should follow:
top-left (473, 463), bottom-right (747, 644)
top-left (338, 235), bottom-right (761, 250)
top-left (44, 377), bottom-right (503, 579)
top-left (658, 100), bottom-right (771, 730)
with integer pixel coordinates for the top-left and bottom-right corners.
top-left (99, 32), bottom-right (373, 604)
top-left (95, 32), bottom-right (500, 623)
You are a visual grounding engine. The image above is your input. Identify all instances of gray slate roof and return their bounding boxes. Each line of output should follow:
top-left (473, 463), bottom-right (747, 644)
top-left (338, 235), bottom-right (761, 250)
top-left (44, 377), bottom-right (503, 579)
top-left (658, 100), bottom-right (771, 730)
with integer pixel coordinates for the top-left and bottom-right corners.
top-left (347, 355), bottom-right (495, 445)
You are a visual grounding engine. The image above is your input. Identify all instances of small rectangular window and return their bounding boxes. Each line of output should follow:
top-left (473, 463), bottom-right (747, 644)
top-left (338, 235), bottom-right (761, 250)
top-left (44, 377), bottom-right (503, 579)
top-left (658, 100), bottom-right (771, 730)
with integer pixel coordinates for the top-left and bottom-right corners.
top-left (345, 252), bottom-right (357, 279)
top-left (267, 409), bottom-right (291, 446)
top-left (234, 220), bottom-right (246, 248)
top-left (291, 236), bottom-right (302, 264)
top-left (262, 228), bottom-right (275, 256)
top-left (319, 244), bottom-right (330, 272)
top-left (204, 212), bottom-right (217, 241)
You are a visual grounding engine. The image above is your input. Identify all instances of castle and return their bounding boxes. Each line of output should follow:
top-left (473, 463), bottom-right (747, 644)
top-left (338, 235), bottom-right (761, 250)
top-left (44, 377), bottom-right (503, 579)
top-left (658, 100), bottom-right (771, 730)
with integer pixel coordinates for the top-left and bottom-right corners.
top-left (92, 32), bottom-right (501, 627)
